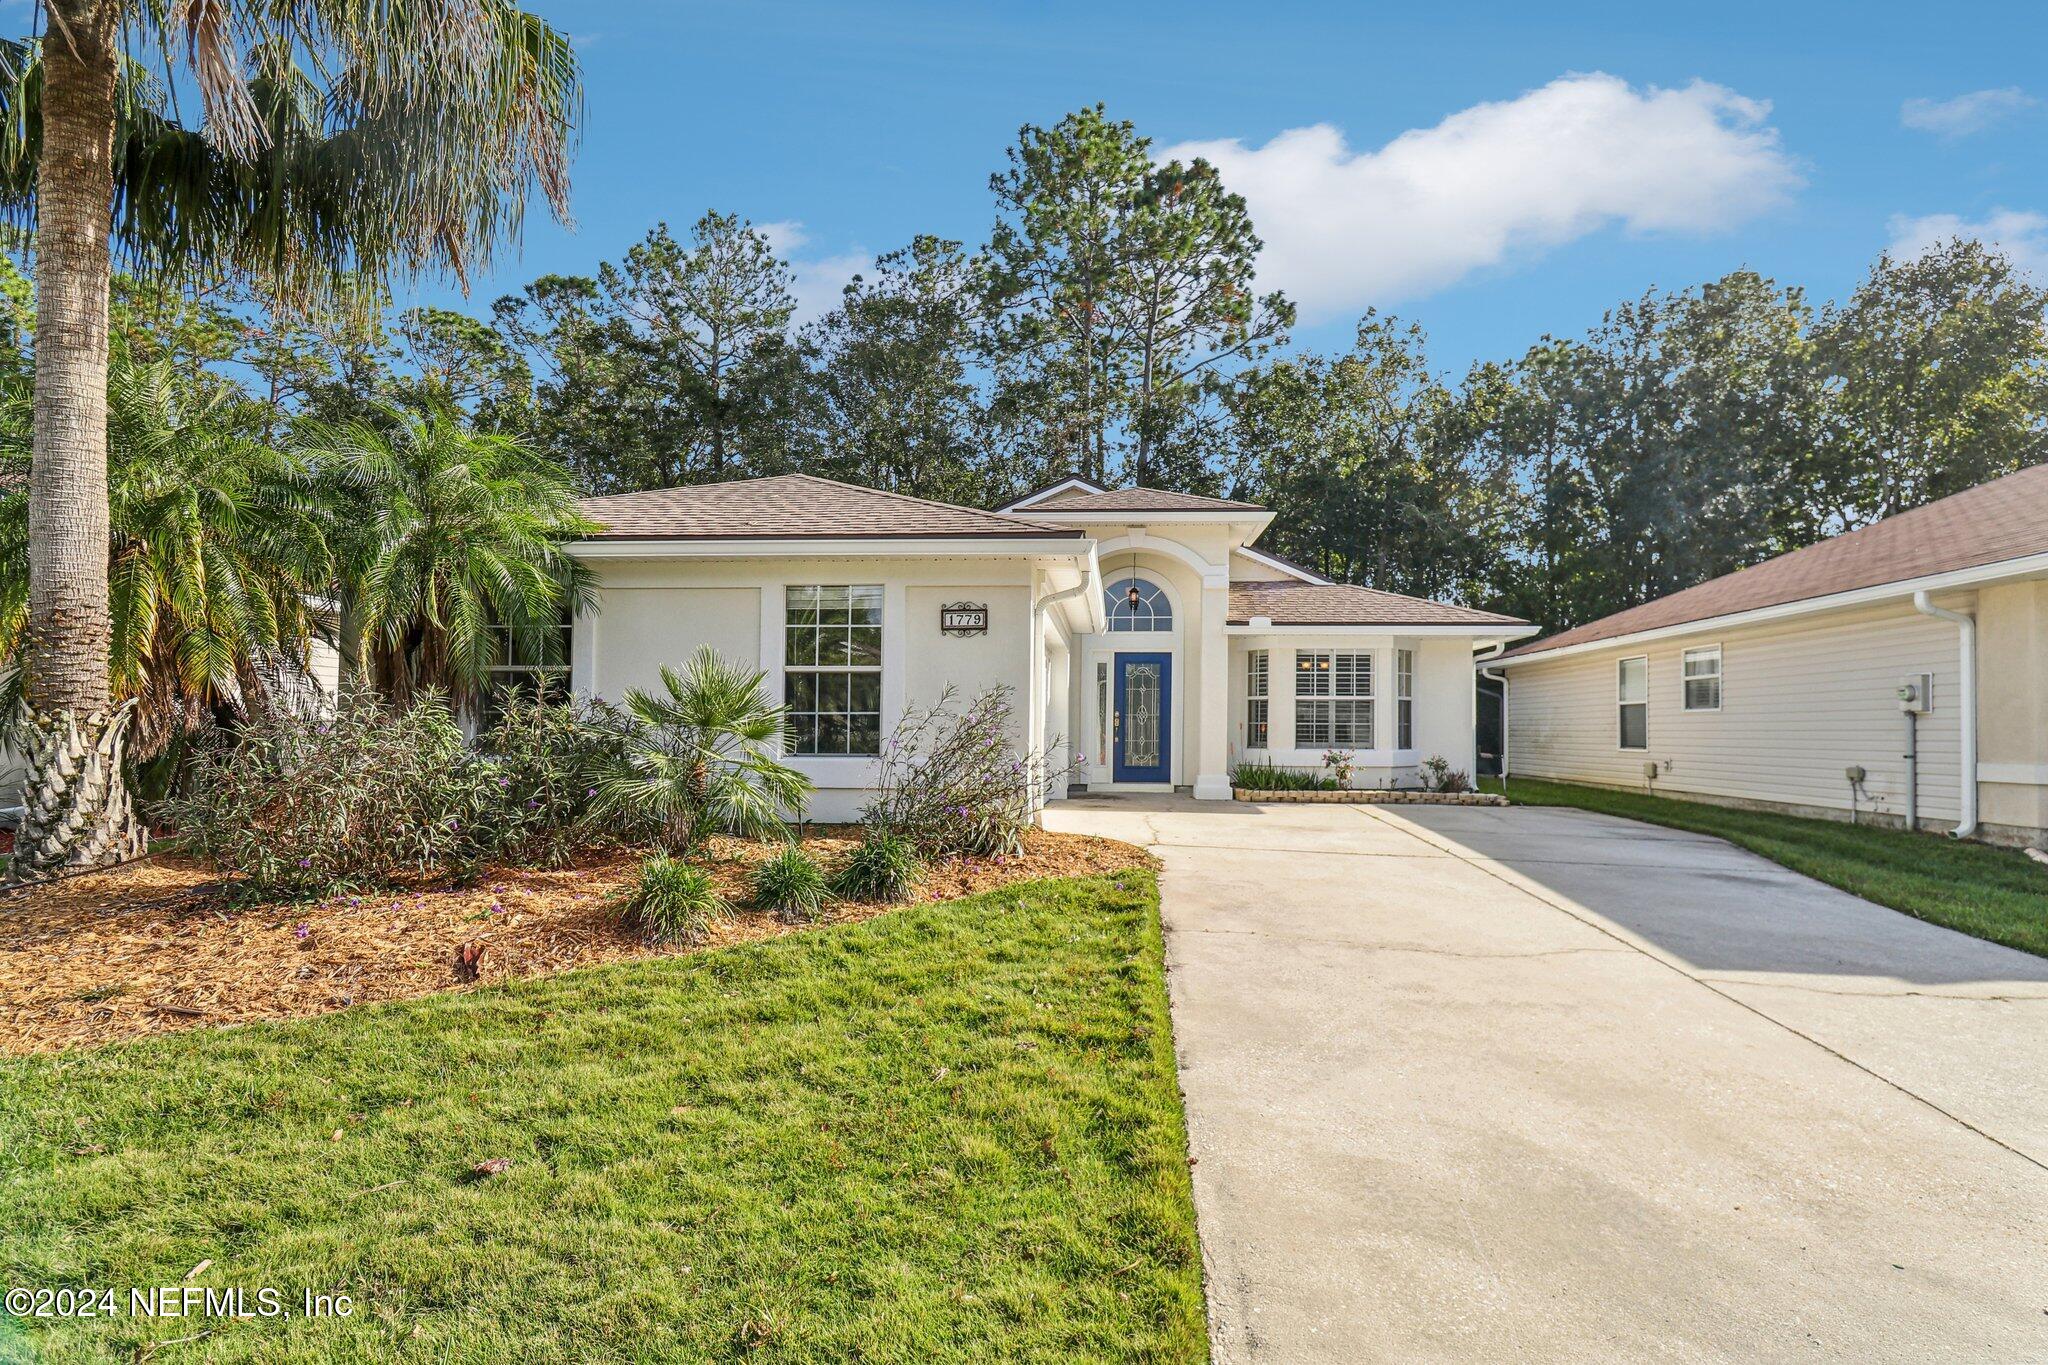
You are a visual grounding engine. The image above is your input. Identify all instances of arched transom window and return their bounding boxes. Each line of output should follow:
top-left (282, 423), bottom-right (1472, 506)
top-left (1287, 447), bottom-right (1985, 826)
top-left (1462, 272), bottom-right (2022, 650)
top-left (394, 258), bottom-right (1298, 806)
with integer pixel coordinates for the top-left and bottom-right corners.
top-left (1104, 576), bottom-right (1173, 632)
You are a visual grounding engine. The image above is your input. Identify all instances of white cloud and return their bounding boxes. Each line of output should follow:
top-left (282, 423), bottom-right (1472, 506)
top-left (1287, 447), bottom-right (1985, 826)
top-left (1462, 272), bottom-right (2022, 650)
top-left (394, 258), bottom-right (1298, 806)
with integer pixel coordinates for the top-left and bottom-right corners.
top-left (1900, 88), bottom-right (2035, 137)
top-left (759, 220), bottom-right (871, 326)
top-left (1158, 72), bottom-right (1800, 319)
top-left (1887, 208), bottom-right (2048, 276)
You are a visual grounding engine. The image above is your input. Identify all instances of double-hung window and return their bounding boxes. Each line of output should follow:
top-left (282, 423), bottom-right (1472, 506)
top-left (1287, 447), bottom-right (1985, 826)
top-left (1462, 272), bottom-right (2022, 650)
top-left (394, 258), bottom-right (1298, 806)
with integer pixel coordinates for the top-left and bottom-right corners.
top-left (479, 611), bottom-right (572, 732)
top-left (1617, 655), bottom-right (1649, 750)
top-left (1245, 650), bottom-right (1270, 749)
top-left (1396, 649), bottom-right (1415, 750)
top-left (1295, 650), bottom-right (1373, 747)
top-left (785, 585), bottom-right (883, 755)
top-left (1682, 645), bottom-right (1722, 711)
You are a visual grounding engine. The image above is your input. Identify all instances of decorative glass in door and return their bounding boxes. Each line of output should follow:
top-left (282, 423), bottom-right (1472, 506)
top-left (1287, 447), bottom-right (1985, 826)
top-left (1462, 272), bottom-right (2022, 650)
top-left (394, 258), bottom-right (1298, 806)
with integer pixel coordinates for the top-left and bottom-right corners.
top-left (1113, 653), bottom-right (1172, 783)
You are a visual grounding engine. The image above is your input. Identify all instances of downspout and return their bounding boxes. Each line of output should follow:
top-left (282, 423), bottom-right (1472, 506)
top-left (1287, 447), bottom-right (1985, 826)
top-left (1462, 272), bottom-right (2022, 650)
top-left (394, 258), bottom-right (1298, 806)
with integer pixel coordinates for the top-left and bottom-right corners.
top-left (1029, 554), bottom-right (1100, 815)
top-left (1475, 641), bottom-right (1508, 785)
top-left (1912, 591), bottom-right (1978, 839)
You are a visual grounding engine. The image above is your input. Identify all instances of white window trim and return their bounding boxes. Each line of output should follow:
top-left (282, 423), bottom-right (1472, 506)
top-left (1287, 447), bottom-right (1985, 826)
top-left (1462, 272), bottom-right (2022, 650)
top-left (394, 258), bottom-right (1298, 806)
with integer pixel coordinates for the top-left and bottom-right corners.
top-left (1293, 648), bottom-right (1375, 750)
top-left (1103, 571), bottom-right (1177, 634)
top-left (1395, 648), bottom-right (1415, 751)
top-left (784, 584), bottom-right (885, 757)
top-left (1617, 654), bottom-right (1649, 752)
top-left (479, 613), bottom-right (573, 731)
top-left (1681, 643), bottom-right (1723, 713)
top-left (1245, 649), bottom-right (1270, 751)
top-left (1094, 661), bottom-right (1111, 770)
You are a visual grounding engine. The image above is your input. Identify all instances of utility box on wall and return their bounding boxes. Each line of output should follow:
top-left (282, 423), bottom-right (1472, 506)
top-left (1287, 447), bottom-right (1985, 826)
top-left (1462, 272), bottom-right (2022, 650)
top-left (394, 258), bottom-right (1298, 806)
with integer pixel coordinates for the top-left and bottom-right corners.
top-left (1897, 674), bottom-right (1933, 713)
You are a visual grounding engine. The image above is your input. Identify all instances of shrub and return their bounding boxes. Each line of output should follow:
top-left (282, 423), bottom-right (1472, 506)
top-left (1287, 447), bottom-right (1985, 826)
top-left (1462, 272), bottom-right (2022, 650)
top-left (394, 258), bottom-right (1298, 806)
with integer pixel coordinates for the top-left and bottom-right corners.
top-left (1229, 762), bottom-right (1337, 792)
top-left (477, 693), bottom-right (633, 865)
top-left (621, 854), bottom-right (727, 944)
top-left (831, 831), bottom-right (924, 903)
top-left (161, 689), bottom-right (507, 898)
top-left (861, 686), bottom-right (1075, 858)
top-left (1321, 748), bottom-right (1357, 787)
top-left (752, 845), bottom-right (830, 923)
top-left (595, 648), bottom-right (813, 854)
top-left (1418, 755), bottom-right (1472, 794)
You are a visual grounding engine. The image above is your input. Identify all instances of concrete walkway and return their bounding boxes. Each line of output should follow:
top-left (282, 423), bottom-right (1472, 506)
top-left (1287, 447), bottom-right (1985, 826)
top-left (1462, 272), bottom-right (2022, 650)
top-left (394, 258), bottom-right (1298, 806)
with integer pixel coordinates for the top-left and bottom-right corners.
top-left (1044, 795), bottom-right (2048, 1363)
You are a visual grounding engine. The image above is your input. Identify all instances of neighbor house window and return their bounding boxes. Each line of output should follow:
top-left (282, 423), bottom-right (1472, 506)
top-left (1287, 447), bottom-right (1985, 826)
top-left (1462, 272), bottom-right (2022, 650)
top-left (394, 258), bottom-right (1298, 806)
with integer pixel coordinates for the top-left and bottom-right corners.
top-left (1245, 650), bottom-right (1270, 749)
top-left (785, 585), bottom-right (882, 755)
top-left (1295, 650), bottom-right (1372, 747)
top-left (478, 610), bottom-right (573, 732)
top-left (1396, 649), bottom-right (1415, 750)
top-left (1682, 645), bottom-right (1722, 711)
top-left (1618, 655), bottom-right (1648, 750)
top-left (1104, 576), bottom-right (1173, 631)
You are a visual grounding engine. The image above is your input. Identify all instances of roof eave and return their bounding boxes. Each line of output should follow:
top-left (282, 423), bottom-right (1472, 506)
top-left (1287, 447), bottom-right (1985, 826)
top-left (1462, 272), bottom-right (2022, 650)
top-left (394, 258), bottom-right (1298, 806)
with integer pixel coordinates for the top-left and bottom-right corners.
top-left (1000, 476), bottom-right (1108, 511)
top-left (1225, 621), bottom-right (1539, 637)
top-left (570, 533), bottom-right (1095, 560)
top-left (1233, 545), bottom-right (1333, 585)
top-left (1496, 549), bottom-right (2048, 667)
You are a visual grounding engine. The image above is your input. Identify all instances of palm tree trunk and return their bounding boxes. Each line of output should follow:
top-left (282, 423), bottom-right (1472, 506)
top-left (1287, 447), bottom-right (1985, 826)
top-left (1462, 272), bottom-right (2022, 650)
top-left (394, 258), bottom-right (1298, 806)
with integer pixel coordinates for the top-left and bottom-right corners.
top-left (12, 0), bottom-right (145, 878)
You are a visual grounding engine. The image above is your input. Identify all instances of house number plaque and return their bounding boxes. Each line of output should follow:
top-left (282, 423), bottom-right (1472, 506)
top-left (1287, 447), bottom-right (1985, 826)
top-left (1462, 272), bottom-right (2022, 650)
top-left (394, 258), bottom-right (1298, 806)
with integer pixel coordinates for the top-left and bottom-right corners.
top-left (940, 603), bottom-right (989, 636)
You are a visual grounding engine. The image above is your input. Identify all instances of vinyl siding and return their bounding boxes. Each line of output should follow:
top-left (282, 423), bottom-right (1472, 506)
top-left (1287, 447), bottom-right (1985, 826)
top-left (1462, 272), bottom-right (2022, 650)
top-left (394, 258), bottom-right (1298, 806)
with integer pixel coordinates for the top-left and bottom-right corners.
top-left (1504, 600), bottom-right (1965, 825)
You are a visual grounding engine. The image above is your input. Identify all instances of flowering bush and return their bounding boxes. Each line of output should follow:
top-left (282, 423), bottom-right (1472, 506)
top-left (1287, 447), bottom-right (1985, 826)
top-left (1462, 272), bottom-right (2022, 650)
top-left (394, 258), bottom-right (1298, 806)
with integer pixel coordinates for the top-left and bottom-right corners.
top-left (163, 689), bottom-right (624, 898)
top-left (477, 692), bottom-right (633, 865)
top-left (162, 689), bottom-right (503, 898)
top-left (1321, 749), bottom-right (1356, 788)
top-left (860, 686), bottom-right (1077, 858)
top-left (1417, 754), bottom-right (1472, 793)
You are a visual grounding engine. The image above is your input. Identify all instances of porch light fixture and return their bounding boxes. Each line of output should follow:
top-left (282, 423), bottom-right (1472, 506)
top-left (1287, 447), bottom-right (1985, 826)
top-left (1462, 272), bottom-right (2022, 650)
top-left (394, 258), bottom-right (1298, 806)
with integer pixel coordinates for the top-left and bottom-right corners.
top-left (1126, 550), bottom-right (1142, 610)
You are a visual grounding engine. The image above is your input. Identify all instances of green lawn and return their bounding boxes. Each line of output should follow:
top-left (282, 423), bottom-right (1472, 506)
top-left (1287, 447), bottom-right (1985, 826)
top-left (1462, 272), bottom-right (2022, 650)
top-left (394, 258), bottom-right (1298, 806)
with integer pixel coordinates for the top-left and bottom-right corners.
top-left (0, 873), bottom-right (1207, 1364)
top-left (1483, 776), bottom-right (2048, 958)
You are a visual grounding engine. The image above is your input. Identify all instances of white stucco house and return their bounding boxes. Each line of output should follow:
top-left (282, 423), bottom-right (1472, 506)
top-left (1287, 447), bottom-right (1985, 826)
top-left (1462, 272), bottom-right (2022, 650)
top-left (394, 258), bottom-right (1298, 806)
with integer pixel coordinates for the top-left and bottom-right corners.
top-left (549, 473), bottom-right (1534, 821)
top-left (1491, 461), bottom-right (2048, 846)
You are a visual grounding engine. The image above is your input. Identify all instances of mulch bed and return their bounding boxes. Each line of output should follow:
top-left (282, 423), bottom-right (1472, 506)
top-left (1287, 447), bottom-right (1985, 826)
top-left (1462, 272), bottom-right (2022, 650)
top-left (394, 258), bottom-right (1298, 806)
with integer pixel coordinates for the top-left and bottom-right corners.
top-left (0, 829), bottom-right (1154, 1056)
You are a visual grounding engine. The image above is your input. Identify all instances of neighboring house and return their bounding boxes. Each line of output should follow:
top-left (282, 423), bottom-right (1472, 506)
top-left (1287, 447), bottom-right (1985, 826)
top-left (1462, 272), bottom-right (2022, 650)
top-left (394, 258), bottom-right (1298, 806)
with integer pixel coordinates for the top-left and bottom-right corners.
top-left (558, 473), bottom-right (1533, 821)
top-left (1491, 463), bottom-right (2048, 846)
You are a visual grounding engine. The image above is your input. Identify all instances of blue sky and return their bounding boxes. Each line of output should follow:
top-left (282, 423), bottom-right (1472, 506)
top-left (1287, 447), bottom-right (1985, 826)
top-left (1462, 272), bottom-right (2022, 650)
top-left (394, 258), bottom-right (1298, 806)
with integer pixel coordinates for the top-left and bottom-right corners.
top-left (410, 0), bottom-right (2048, 376)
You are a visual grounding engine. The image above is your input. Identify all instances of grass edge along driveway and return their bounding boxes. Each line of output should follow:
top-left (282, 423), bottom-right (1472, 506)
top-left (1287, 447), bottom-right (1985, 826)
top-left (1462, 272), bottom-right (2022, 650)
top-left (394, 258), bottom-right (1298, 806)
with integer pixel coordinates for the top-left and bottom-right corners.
top-left (1483, 776), bottom-right (2048, 959)
top-left (1, 871), bottom-right (1207, 1364)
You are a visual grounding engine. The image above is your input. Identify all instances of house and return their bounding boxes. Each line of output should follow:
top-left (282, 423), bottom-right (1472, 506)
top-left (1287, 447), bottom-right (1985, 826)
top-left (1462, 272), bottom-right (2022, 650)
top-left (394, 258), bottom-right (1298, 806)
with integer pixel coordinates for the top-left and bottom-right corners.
top-left (556, 473), bottom-right (1534, 821)
top-left (1490, 462), bottom-right (2048, 846)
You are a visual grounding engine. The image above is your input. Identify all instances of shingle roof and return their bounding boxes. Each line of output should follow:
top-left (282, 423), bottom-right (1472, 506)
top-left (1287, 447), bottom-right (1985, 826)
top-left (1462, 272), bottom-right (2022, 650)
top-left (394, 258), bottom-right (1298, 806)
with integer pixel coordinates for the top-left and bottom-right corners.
top-left (1029, 486), bottom-right (1267, 513)
top-left (1501, 461), bottom-right (2048, 660)
top-left (580, 474), bottom-right (1084, 541)
top-left (1228, 580), bottom-right (1529, 628)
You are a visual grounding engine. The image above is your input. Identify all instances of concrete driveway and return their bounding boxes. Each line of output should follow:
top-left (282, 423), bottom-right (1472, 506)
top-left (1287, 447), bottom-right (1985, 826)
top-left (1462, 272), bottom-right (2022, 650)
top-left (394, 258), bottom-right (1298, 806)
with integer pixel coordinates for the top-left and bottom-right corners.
top-left (1043, 795), bottom-right (2048, 1363)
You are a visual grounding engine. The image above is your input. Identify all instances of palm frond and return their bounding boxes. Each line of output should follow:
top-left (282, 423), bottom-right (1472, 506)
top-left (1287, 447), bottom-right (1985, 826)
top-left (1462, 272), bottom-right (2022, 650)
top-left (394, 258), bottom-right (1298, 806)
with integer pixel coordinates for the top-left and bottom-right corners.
top-left (0, 2), bottom-right (581, 305)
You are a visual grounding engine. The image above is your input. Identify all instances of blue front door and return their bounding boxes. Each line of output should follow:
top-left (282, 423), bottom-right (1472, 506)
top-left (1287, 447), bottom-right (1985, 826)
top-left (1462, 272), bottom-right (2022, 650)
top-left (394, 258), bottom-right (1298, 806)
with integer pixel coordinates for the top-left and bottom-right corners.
top-left (1113, 653), bottom-right (1171, 784)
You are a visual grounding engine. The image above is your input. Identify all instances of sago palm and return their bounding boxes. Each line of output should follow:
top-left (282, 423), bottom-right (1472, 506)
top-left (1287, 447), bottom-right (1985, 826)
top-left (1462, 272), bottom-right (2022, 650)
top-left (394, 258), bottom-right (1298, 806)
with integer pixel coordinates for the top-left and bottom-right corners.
top-left (296, 406), bottom-right (595, 711)
top-left (0, 2), bottom-right (578, 877)
top-left (0, 341), bottom-right (332, 771)
top-left (596, 647), bottom-right (816, 855)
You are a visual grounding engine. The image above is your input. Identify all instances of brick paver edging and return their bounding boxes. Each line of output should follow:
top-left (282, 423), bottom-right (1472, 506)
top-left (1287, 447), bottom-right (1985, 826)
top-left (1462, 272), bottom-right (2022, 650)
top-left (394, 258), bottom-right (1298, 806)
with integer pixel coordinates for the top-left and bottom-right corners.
top-left (1233, 790), bottom-right (1508, 806)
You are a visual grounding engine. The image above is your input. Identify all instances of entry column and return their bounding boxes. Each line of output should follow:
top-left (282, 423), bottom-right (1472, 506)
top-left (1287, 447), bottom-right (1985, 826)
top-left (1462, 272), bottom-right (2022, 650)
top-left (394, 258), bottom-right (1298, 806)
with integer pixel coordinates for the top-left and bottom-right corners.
top-left (1193, 570), bottom-right (1232, 800)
